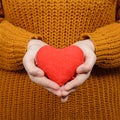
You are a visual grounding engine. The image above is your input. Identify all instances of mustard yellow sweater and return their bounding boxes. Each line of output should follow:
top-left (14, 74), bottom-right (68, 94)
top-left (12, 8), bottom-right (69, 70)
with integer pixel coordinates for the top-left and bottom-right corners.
top-left (0, 0), bottom-right (120, 120)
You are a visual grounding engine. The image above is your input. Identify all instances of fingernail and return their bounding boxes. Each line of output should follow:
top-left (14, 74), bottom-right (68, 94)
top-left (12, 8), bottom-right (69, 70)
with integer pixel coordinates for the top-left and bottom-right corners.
top-left (54, 84), bottom-right (60, 90)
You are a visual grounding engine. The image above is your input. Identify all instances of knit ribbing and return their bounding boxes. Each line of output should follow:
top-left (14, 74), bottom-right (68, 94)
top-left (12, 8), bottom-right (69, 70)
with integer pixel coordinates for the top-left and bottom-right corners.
top-left (81, 22), bottom-right (120, 68)
top-left (0, 20), bottom-right (42, 70)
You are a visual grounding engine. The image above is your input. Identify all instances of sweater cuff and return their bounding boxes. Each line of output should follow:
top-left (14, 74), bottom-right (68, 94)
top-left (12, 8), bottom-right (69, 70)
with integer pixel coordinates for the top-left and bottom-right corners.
top-left (80, 22), bottom-right (120, 68)
top-left (0, 20), bottom-right (42, 71)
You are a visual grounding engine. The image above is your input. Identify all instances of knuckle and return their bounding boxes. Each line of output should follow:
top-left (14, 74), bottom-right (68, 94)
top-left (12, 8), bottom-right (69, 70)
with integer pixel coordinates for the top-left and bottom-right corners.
top-left (84, 65), bottom-right (91, 72)
top-left (28, 69), bottom-right (36, 75)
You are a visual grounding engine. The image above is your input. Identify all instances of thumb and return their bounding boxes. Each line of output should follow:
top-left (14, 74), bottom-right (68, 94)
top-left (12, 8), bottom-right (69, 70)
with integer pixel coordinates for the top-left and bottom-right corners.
top-left (76, 51), bottom-right (96, 74)
top-left (23, 53), bottom-right (44, 77)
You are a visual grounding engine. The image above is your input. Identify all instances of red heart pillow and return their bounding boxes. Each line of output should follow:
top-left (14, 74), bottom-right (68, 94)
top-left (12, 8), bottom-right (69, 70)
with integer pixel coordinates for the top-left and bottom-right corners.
top-left (36, 45), bottom-right (84, 86)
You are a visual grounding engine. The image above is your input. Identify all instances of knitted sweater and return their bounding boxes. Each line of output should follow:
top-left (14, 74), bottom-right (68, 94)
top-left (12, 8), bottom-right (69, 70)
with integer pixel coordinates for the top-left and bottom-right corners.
top-left (0, 0), bottom-right (120, 120)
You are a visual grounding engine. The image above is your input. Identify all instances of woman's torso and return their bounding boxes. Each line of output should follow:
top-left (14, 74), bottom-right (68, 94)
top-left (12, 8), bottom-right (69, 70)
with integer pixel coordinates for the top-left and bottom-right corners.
top-left (2, 0), bottom-right (117, 48)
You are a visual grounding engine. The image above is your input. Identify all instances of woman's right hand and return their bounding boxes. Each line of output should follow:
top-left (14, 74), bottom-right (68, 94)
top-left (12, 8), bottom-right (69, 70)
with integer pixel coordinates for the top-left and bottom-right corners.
top-left (23, 39), bottom-right (61, 96)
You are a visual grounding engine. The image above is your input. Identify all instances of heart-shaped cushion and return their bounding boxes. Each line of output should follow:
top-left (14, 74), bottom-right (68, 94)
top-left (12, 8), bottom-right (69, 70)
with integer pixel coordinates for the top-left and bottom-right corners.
top-left (36, 45), bottom-right (84, 86)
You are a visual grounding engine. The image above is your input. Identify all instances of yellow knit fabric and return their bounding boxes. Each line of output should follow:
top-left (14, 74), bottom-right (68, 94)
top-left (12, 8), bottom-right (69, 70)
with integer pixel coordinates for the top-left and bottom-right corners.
top-left (0, 0), bottom-right (120, 120)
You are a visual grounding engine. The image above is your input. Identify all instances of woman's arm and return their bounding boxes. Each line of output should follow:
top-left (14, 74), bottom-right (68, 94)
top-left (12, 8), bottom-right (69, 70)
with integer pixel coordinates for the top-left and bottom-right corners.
top-left (80, 1), bottom-right (120, 68)
top-left (81, 0), bottom-right (120, 68)
top-left (0, 1), bottom-right (61, 96)
top-left (80, 22), bottom-right (120, 68)
top-left (0, 1), bottom-right (42, 71)
top-left (60, 1), bottom-right (120, 102)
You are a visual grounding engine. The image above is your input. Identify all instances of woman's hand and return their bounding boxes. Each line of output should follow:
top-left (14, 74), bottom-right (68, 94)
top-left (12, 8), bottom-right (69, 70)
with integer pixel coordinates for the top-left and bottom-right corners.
top-left (60, 39), bottom-right (96, 102)
top-left (23, 39), bottom-right (61, 97)
top-left (23, 39), bottom-right (96, 102)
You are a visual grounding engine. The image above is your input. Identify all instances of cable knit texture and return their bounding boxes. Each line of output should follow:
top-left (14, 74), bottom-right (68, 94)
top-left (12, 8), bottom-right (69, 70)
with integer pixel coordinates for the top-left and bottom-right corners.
top-left (0, 0), bottom-right (120, 120)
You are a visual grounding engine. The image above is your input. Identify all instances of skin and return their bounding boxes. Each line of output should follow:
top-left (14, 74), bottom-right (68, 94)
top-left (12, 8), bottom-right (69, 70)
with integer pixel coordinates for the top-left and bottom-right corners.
top-left (23, 39), bottom-right (96, 103)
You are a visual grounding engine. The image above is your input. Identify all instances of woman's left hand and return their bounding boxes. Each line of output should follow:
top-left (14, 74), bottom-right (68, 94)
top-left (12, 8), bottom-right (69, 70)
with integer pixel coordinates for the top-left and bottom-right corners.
top-left (60, 39), bottom-right (96, 102)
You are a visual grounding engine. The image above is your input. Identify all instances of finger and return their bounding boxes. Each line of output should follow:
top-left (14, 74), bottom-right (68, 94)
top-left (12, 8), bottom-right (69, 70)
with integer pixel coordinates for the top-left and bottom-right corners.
top-left (23, 53), bottom-right (44, 77)
top-left (45, 87), bottom-right (62, 97)
top-left (30, 76), bottom-right (60, 90)
top-left (64, 73), bottom-right (90, 91)
top-left (76, 50), bottom-right (96, 74)
top-left (61, 88), bottom-right (76, 97)
top-left (61, 96), bottom-right (69, 103)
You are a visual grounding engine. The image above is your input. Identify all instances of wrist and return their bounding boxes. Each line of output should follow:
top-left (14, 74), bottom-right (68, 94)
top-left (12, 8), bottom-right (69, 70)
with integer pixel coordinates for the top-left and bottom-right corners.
top-left (27, 39), bottom-right (47, 51)
top-left (73, 39), bottom-right (95, 52)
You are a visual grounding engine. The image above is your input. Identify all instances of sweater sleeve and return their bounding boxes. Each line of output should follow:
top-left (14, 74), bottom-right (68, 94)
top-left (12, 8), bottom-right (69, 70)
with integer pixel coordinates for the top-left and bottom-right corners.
top-left (0, 20), bottom-right (42, 71)
top-left (80, 0), bottom-right (120, 69)
top-left (81, 21), bottom-right (120, 68)
top-left (0, 1), bottom-right (42, 71)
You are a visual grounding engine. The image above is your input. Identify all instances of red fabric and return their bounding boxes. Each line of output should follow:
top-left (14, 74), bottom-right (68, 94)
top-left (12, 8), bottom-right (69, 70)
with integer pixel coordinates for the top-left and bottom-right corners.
top-left (36, 45), bottom-right (84, 86)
